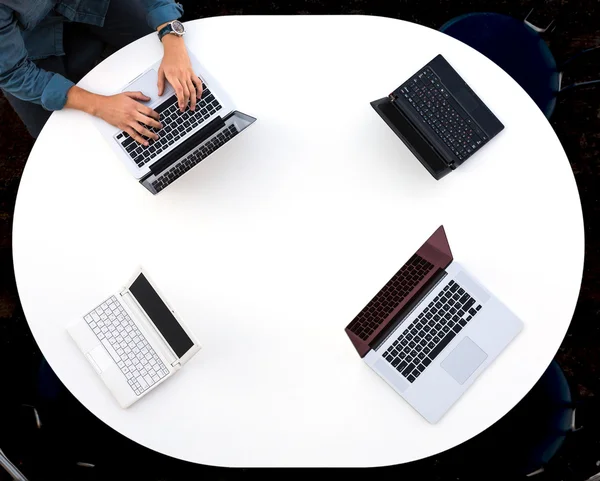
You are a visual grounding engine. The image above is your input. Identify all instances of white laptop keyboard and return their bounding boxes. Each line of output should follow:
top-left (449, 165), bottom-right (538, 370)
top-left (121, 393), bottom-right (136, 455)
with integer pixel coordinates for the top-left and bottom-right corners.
top-left (84, 296), bottom-right (169, 396)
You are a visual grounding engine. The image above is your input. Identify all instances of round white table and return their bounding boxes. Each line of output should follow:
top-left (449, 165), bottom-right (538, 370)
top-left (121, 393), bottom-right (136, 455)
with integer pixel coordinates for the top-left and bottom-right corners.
top-left (13, 15), bottom-right (584, 467)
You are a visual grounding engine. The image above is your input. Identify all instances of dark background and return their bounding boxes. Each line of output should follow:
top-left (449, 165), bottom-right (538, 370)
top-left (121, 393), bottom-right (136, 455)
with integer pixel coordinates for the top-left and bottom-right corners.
top-left (1, 0), bottom-right (599, 480)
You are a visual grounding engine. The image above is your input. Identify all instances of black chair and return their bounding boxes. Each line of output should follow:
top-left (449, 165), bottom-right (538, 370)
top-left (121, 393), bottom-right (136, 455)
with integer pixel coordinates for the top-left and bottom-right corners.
top-left (439, 11), bottom-right (600, 118)
top-left (444, 360), bottom-right (580, 479)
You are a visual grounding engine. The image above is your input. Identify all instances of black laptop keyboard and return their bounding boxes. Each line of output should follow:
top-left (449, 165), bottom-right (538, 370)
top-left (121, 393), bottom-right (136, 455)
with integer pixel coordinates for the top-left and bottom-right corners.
top-left (384, 280), bottom-right (482, 383)
top-left (398, 67), bottom-right (488, 162)
top-left (115, 82), bottom-right (222, 168)
top-left (151, 124), bottom-right (239, 193)
top-left (348, 255), bottom-right (435, 341)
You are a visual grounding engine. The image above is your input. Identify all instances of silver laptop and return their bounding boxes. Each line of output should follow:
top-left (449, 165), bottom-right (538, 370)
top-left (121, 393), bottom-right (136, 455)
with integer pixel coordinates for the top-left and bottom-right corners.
top-left (93, 51), bottom-right (256, 194)
top-left (67, 268), bottom-right (200, 408)
top-left (345, 226), bottom-right (523, 423)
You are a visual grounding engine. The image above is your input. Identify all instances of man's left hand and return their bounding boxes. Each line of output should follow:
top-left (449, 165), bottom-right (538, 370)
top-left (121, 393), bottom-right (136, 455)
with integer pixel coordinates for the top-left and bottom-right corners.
top-left (157, 34), bottom-right (203, 112)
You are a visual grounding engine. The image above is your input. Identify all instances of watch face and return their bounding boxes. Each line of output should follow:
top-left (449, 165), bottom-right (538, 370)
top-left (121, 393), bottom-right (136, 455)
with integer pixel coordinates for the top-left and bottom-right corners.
top-left (171, 20), bottom-right (185, 34)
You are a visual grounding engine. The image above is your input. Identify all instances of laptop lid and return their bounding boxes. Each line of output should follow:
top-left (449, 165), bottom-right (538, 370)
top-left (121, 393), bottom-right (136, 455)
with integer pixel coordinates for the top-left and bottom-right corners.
top-left (140, 111), bottom-right (257, 194)
top-left (126, 271), bottom-right (196, 361)
top-left (345, 226), bottom-right (453, 357)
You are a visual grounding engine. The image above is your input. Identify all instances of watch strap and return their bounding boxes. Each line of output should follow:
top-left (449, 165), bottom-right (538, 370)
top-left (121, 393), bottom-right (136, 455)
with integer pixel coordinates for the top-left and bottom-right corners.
top-left (158, 24), bottom-right (173, 41)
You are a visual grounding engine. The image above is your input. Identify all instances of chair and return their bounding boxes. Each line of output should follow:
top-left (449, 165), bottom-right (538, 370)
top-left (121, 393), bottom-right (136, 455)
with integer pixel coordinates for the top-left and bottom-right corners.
top-left (447, 360), bottom-right (580, 479)
top-left (439, 11), bottom-right (600, 118)
top-left (0, 404), bottom-right (37, 481)
top-left (0, 448), bottom-right (28, 481)
top-left (0, 360), bottom-right (99, 481)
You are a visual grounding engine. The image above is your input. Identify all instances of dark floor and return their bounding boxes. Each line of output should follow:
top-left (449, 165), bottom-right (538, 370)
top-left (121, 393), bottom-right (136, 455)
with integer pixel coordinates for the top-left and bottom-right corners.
top-left (1, 1), bottom-right (600, 480)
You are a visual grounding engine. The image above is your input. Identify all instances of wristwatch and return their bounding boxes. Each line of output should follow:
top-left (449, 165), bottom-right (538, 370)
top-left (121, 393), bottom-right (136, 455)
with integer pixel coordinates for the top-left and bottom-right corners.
top-left (158, 20), bottom-right (185, 42)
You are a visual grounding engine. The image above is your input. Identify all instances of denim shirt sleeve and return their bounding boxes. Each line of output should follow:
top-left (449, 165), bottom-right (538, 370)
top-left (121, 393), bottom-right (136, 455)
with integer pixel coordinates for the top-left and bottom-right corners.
top-left (0, 6), bottom-right (74, 111)
top-left (141, 1), bottom-right (184, 31)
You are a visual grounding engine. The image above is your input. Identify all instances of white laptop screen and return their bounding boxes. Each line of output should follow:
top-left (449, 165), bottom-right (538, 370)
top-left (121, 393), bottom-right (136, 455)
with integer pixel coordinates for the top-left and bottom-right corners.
top-left (129, 273), bottom-right (194, 358)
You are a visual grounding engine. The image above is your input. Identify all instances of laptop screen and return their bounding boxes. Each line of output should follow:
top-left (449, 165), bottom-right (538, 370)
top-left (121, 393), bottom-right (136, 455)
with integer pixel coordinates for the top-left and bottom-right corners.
top-left (129, 273), bottom-right (194, 358)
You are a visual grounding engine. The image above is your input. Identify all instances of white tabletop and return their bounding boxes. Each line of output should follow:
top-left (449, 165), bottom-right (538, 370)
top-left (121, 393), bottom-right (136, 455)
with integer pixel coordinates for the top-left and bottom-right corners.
top-left (13, 15), bottom-right (584, 467)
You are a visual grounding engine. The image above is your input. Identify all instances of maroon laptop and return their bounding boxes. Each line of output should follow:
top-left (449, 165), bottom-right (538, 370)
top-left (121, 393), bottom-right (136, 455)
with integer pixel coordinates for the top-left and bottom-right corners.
top-left (345, 226), bottom-right (453, 358)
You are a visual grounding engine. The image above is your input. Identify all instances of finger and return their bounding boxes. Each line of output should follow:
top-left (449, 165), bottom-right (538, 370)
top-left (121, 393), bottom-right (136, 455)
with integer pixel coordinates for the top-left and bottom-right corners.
top-left (125, 91), bottom-right (151, 102)
top-left (192, 76), bottom-right (204, 100)
top-left (188, 79), bottom-right (197, 111)
top-left (172, 78), bottom-right (185, 111)
top-left (136, 112), bottom-right (162, 131)
top-left (157, 69), bottom-right (165, 96)
top-left (131, 121), bottom-right (157, 141)
top-left (124, 127), bottom-right (148, 146)
top-left (138, 104), bottom-right (160, 122)
top-left (180, 81), bottom-right (190, 112)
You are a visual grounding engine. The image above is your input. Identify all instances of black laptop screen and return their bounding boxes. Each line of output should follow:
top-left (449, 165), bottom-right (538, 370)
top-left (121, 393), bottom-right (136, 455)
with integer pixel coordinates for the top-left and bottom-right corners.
top-left (129, 273), bottom-right (194, 358)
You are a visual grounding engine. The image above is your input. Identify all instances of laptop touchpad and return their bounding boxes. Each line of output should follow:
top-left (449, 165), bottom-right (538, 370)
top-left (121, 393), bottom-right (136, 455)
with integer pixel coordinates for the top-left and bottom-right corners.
top-left (123, 69), bottom-right (173, 107)
top-left (88, 345), bottom-right (114, 373)
top-left (441, 337), bottom-right (487, 385)
top-left (457, 88), bottom-right (479, 113)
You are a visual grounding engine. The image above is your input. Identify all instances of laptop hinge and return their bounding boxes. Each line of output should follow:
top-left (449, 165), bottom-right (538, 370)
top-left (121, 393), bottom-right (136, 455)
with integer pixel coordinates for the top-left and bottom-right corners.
top-left (171, 360), bottom-right (181, 368)
top-left (149, 116), bottom-right (226, 175)
top-left (388, 96), bottom-right (453, 168)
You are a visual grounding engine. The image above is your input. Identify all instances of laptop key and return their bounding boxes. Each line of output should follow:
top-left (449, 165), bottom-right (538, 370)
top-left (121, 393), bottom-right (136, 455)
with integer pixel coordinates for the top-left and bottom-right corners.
top-left (402, 363), bottom-right (416, 377)
top-left (463, 298), bottom-right (476, 311)
top-left (458, 293), bottom-right (470, 305)
top-left (155, 95), bottom-right (178, 115)
top-left (428, 331), bottom-right (457, 361)
top-left (138, 377), bottom-right (148, 390)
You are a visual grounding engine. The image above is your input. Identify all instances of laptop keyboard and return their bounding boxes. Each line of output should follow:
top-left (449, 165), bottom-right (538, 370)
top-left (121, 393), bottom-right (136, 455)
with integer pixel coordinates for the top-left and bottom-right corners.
top-left (151, 124), bottom-right (239, 193)
top-left (348, 255), bottom-right (435, 341)
top-left (84, 296), bottom-right (169, 396)
top-left (115, 82), bottom-right (222, 168)
top-left (383, 280), bottom-right (482, 383)
top-left (398, 67), bottom-right (488, 162)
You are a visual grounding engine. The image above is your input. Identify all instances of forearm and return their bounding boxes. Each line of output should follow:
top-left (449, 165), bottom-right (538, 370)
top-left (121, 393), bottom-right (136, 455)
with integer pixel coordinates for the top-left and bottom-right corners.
top-left (64, 85), bottom-right (103, 116)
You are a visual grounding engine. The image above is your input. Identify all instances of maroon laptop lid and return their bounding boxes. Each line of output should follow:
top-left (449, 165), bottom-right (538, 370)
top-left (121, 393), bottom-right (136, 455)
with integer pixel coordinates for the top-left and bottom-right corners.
top-left (345, 226), bottom-right (453, 357)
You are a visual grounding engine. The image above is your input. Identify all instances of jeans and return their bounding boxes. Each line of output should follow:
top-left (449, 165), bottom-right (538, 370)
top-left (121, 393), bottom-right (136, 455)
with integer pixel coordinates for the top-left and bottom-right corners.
top-left (2, 0), bottom-right (154, 138)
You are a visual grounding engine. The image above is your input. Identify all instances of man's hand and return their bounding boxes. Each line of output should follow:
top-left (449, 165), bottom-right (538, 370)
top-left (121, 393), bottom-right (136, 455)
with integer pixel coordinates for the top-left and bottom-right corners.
top-left (94, 92), bottom-right (161, 146)
top-left (65, 87), bottom-right (162, 146)
top-left (157, 34), bottom-right (203, 112)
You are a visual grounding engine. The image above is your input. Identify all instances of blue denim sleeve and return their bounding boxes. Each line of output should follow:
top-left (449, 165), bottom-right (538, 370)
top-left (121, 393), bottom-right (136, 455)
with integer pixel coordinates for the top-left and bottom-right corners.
top-left (141, 1), bottom-right (185, 31)
top-left (0, 6), bottom-right (74, 111)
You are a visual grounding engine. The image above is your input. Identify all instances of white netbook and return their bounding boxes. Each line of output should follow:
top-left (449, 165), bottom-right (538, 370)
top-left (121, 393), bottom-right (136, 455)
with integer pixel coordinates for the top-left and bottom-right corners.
top-left (67, 269), bottom-right (200, 408)
top-left (93, 50), bottom-right (256, 194)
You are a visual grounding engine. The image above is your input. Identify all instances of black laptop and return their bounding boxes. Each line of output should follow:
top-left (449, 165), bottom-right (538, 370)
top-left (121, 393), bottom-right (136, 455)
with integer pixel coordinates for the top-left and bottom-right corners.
top-left (371, 55), bottom-right (504, 180)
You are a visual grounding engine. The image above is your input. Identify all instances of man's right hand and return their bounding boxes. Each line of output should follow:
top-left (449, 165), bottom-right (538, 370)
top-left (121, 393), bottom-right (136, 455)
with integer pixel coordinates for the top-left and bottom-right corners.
top-left (65, 86), bottom-right (162, 146)
top-left (94, 91), bottom-right (162, 146)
